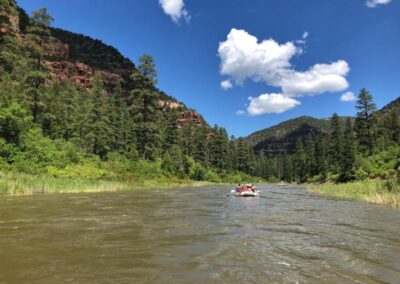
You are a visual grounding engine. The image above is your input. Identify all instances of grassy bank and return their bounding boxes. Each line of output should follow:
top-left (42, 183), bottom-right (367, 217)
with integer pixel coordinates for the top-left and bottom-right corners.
top-left (0, 171), bottom-right (218, 196)
top-left (308, 179), bottom-right (400, 207)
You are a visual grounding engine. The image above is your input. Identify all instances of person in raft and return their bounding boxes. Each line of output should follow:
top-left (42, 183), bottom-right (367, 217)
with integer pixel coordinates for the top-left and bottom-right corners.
top-left (246, 182), bottom-right (256, 192)
top-left (236, 184), bottom-right (243, 193)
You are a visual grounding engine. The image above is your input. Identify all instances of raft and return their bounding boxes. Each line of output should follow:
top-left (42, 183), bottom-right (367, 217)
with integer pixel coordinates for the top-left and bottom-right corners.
top-left (230, 188), bottom-right (260, 197)
top-left (235, 190), bottom-right (260, 197)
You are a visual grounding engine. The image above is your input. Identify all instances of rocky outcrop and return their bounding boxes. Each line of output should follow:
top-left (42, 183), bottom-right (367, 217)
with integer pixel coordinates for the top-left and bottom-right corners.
top-left (18, 35), bottom-right (70, 59)
top-left (158, 100), bottom-right (184, 110)
top-left (42, 60), bottom-right (122, 87)
top-left (42, 37), bottom-right (69, 59)
top-left (177, 110), bottom-right (203, 127)
top-left (0, 11), bottom-right (19, 34)
top-left (0, 10), bottom-right (122, 88)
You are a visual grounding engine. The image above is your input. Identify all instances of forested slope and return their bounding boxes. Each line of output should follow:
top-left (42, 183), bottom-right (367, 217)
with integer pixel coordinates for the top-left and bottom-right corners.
top-left (0, 1), bottom-right (262, 192)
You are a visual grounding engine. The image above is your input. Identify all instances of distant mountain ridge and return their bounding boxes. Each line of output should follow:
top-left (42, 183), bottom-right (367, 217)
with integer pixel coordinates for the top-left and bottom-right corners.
top-left (244, 96), bottom-right (399, 157)
top-left (244, 116), bottom-right (333, 156)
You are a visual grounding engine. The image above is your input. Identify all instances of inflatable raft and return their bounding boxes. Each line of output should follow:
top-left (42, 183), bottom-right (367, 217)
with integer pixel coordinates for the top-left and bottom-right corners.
top-left (234, 190), bottom-right (260, 197)
top-left (231, 184), bottom-right (260, 197)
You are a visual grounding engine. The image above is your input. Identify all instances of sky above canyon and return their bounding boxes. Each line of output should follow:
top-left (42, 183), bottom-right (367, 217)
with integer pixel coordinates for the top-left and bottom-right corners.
top-left (17, 0), bottom-right (400, 137)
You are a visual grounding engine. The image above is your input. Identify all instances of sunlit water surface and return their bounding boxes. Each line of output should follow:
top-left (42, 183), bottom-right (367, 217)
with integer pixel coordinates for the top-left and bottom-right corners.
top-left (0, 185), bottom-right (399, 283)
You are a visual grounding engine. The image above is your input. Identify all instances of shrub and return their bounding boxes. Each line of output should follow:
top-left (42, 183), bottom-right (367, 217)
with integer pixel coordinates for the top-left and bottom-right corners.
top-left (190, 162), bottom-right (206, 181)
top-left (355, 168), bottom-right (369, 181)
top-left (205, 170), bottom-right (220, 183)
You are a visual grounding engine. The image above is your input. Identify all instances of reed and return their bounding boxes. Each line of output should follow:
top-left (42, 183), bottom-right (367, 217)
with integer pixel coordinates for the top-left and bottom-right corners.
top-left (0, 171), bottom-right (217, 196)
top-left (308, 179), bottom-right (400, 207)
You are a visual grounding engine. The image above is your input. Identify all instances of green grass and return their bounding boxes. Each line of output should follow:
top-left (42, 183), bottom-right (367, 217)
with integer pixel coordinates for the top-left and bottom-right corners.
top-left (0, 171), bottom-right (218, 196)
top-left (308, 179), bottom-right (400, 207)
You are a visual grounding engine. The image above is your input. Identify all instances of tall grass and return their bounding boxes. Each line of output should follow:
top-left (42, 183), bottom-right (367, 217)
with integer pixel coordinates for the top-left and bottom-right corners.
top-left (308, 179), bottom-right (400, 207)
top-left (0, 171), bottom-right (217, 196)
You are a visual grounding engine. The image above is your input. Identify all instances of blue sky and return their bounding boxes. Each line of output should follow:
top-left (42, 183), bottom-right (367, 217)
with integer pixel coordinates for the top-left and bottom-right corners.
top-left (17, 0), bottom-right (400, 137)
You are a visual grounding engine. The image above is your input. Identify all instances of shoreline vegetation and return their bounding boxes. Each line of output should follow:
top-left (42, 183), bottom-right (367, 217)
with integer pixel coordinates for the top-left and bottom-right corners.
top-left (308, 179), bottom-right (400, 207)
top-left (0, 171), bottom-right (224, 196)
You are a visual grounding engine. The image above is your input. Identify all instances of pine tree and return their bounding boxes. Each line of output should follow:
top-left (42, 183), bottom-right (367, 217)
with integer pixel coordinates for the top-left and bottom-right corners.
top-left (41, 82), bottom-right (78, 139)
top-left (236, 138), bottom-right (249, 173)
top-left (294, 139), bottom-right (307, 182)
top-left (282, 154), bottom-right (293, 182)
top-left (339, 117), bottom-right (356, 181)
top-left (226, 136), bottom-right (237, 171)
top-left (130, 55), bottom-right (160, 160)
top-left (209, 125), bottom-right (228, 170)
top-left (163, 110), bottom-right (179, 153)
top-left (315, 135), bottom-right (328, 180)
top-left (354, 88), bottom-right (377, 155)
top-left (304, 134), bottom-right (316, 178)
top-left (85, 74), bottom-right (111, 158)
top-left (72, 89), bottom-right (92, 146)
top-left (180, 120), bottom-right (196, 157)
top-left (193, 126), bottom-right (209, 166)
top-left (329, 113), bottom-right (344, 174)
top-left (109, 82), bottom-right (133, 154)
top-left (26, 8), bottom-right (54, 69)
top-left (22, 70), bottom-right (48, 123)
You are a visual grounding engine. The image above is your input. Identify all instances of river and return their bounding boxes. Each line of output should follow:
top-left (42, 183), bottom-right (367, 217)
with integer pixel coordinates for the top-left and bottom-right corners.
top-left (0, 185), bottom-right (399, 283)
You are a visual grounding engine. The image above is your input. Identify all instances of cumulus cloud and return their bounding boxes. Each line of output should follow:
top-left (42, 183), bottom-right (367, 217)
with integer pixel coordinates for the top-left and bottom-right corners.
top-left (366, 0), bottom-right (392, 8)
top-left (219, 29), bottom-right (298, 85)
top-left (246, 93), bottom-right (300, 116)
top-left (236, 110), bottom-right (246, 115)
top-left (302, 31), bottom-right (309, 40)
top-left (159, 0), bottom-right (190, 23)
top-left (218, 28), bottom-right (350, 96)
top-left (278, 60), bottom-right (350, 96)
top-left (220, 80), bottom-right (233, 90)
top-left (340, 91), bottom-right (357, 102)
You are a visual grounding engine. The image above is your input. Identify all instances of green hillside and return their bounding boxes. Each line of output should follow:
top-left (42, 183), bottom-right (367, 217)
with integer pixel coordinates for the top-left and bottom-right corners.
top-left (245, 116), bottom-right (346, 156)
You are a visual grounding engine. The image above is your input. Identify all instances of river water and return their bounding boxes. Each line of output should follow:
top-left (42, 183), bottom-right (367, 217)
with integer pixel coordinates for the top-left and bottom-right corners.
top-left (0, 185), bottom-right (399, 283)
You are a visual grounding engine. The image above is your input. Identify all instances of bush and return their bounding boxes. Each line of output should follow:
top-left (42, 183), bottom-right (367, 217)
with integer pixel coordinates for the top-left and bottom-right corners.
top-left (308, 174), bottom-right (326, 183)
top-left (205, 170), bottom-right (220, 183)
top-left (189, 162), bottom-right (206, 181)
top-left (0, 102), bottom-right (31, 145)
top-left (355, 168), bottom-right (369, 181)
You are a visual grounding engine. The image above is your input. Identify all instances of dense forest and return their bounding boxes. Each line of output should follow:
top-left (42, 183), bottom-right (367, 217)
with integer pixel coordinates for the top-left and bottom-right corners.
top-left (0, 0), bottom-right (399, 193)
top-left (0, 1), bottom-right (259, 187)
top-left (251, 92), bottom-right (400, 187)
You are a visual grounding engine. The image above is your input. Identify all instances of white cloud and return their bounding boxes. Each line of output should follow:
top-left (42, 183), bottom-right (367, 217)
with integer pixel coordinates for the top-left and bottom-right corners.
top-left (366, 0), bottom-right (392, 8)
top-left (247, 93), bottom-right (300, 116)
top-left (218, 29), bottom-right (350, 97)
top-left (340, 91), bottom-right (357, 102)
top-left (218, 28), bottom-right (298, 85)
top-left (220, 80), bottom-right (233, 90)
top-left (236, 110), bottom-right (246, 115)
top-left (279, 60), bottom-right (350, 96)
top-left (159, 0), bottom-right (190, 23)
top-left (296, 31), bottom-right (309, 44)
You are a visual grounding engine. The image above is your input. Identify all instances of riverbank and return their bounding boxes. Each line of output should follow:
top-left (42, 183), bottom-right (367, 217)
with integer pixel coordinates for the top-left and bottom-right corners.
top-left (308, 179), bottom-right (400, 207)
top-left (0, 171), bottom-right (220, 196)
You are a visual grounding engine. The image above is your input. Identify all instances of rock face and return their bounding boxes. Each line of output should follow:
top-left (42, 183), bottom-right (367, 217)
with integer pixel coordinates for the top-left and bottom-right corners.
top-left (42, 60), bottom-right (122, 87)
top-left (2, 7), bottom-right (207, 128)
top-left (42, 37), bottom-right (69, 59)
top-left (0, 10), bottom-right (123, 89)
top-left (158, 100), bottom-right (184, 110)
top-left (177, 110), bottom-right (203, 127)
top-left (0, 11), bottom-right (19, 34)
